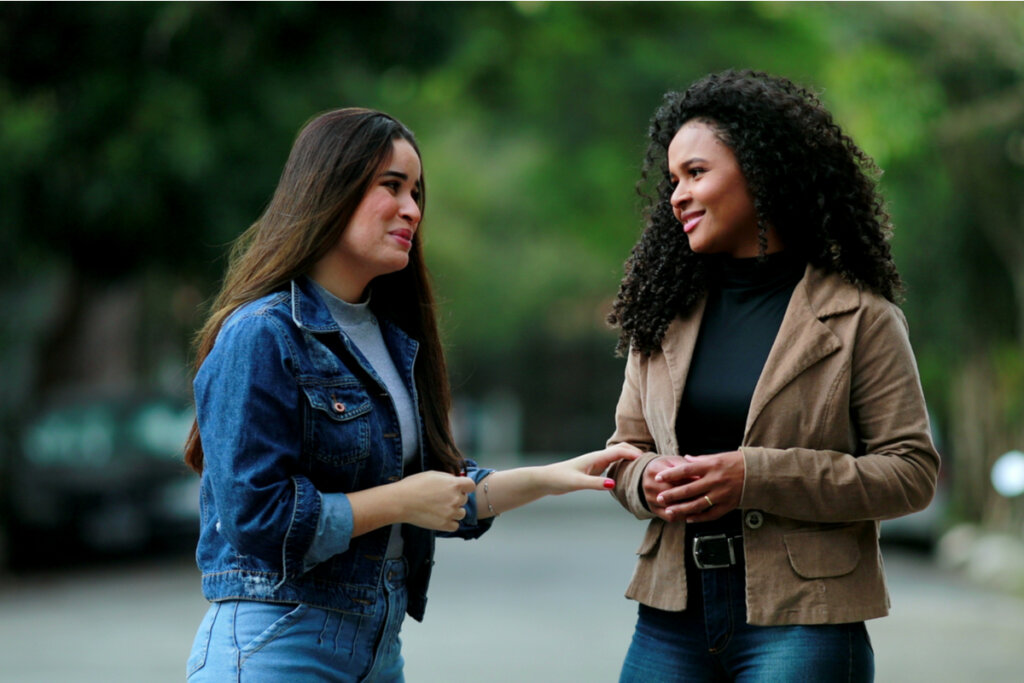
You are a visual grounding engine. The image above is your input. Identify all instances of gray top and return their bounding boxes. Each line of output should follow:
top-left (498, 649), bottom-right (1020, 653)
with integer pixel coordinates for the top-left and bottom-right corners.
top-left (309, 282), bottom-right (419, 562)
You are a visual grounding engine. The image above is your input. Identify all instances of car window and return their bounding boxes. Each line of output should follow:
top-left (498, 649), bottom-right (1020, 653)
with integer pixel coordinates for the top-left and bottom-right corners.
top-left (128, 402), bottom-right (194, 459)
top-left (23, 404), bottom-right (118, 465)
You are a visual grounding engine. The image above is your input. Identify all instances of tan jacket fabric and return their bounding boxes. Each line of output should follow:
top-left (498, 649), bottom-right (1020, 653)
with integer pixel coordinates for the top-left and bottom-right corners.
top-left (607, 265), bottom-right (939, 626)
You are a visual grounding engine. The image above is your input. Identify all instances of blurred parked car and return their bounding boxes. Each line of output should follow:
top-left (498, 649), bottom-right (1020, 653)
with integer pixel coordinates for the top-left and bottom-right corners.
top-left (1, 392), bottom-right (199, 567)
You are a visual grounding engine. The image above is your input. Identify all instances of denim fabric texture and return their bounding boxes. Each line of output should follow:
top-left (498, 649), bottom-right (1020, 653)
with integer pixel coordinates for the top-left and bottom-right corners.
top-left (619, 559), bottom-right (874, 682)
top-left (193, 277), bottom-right (493, 620)
top-left (187, 558), bottom-right (409, 682)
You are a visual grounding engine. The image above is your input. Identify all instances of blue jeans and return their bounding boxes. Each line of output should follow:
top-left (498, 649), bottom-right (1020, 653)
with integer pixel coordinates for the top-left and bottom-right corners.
top-left (619, 560), bottom-right (874, 682)
top-left (187, 558), bottom-right (408, 682)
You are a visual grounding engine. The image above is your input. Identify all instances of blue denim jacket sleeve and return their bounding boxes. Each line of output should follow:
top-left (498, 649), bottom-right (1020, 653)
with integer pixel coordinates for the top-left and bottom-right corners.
top-left (439, 461), bottom-right (496, 540)
top-left (305, 461), bottom-right (495, 565)
top-left (194, 309), bottom-right (322, 584)
top-left (303, 492), bottom-right (354, 571)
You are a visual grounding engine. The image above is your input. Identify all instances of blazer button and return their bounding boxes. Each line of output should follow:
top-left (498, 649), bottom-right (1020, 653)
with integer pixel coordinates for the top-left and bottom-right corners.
top-left (744, 510), bottom-right (764, 529)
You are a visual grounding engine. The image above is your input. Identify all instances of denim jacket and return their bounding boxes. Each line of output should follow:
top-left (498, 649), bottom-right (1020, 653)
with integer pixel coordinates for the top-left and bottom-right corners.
top-left (193, 277), bottom-right (493, 621)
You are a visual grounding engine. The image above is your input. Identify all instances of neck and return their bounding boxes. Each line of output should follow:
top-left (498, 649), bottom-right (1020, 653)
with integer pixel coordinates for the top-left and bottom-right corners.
top-left (713, 249), bottom-right (805, 287)
top-left (309, 261), bottom-right (369, 304)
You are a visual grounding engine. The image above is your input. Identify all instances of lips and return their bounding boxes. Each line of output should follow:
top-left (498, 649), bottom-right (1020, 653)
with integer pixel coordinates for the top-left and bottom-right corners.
top-left (679, 210), bottom-right (705, 234)
top-left (389, 228), bottom-right (414, 247)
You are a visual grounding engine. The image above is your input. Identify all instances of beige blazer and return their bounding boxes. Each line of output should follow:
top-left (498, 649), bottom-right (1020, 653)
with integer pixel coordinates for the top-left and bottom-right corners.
top-left (607, 265), bottom-right (939, 626)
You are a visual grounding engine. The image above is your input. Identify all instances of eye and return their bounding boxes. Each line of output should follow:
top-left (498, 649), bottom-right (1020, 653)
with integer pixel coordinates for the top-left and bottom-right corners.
top-left (382, 180), bottom-right (401, 193)
top-left (688, 166), bottom-right (707, 178)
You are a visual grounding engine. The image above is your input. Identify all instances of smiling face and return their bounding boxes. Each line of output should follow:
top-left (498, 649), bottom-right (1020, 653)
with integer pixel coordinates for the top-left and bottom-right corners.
top-left (312, 137), bottom-right (423, 302)
top-left (667, 120), bottom-right (780, 258)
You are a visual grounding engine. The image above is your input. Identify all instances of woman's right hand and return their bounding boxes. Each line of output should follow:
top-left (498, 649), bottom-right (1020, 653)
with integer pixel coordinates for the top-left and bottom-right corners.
top-left (393, 470), bottom-right (477, 532)
top-left (642, 455), bottom-right (687, 521)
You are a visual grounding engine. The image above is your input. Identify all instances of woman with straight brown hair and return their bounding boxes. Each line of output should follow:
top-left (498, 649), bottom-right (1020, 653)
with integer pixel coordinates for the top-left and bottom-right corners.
top-left (184, 108), bottom-right (637, 682)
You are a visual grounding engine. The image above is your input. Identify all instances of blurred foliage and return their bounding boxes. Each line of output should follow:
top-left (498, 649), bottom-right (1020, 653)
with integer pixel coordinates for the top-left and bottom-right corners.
top-left (1, 2), bottom-right (1022, 523)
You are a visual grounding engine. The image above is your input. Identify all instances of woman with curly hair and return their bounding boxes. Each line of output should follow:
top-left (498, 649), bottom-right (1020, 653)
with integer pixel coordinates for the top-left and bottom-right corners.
top-left (605, 70), bottom-right (939, 681)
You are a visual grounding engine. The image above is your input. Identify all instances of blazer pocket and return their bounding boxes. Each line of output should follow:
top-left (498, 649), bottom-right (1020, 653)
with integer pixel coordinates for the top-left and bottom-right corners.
top-left (784, 526), bottom-right (860, 579)
top-left (636, 519), bottom-right (665, 556)
top-left (300, 380), bottom-right (373, 465)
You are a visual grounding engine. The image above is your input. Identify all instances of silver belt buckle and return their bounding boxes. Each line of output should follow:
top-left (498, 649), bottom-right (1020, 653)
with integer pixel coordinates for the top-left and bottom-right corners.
top-left (692, 534), bottom-right (735, 569)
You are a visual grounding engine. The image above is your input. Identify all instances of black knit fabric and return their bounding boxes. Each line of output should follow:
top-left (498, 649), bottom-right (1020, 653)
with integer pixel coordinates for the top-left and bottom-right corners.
top-left (677, 250), bottom-right (805, 537)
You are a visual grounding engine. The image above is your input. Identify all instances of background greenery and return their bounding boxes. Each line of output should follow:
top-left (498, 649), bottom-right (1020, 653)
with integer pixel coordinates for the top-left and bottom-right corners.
top-left (2, 2), bottom-right (1022, 531)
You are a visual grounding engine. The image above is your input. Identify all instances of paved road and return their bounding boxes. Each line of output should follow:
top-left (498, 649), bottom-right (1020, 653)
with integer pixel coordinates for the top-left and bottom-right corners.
top-left (1, 492), bottom-right (1022, 682)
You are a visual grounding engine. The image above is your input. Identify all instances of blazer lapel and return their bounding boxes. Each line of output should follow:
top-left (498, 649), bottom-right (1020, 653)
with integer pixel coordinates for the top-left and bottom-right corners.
top-left (660, 297), bottom-right (706, 451)
top-left (745, 266), bottom-right (860, 437)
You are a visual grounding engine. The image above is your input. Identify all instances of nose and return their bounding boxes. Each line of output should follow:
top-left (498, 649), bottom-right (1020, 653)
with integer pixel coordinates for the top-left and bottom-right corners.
top-left (670, 180), bottom-right (690, 210)
top-left (401, 195), bottom-right (421, 228)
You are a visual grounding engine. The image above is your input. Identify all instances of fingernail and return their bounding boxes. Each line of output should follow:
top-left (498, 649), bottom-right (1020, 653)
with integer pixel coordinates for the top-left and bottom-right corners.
top-left (657, 495), bottom-right (664, 504)
top-left (655, 474), bottom-right (663, 482)
top-left (603, 478), bottom-right (615, 489)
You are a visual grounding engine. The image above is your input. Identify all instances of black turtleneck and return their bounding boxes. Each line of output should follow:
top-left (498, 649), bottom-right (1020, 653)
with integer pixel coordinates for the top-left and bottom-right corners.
top-left (676, 250), bottom-right (806, 536)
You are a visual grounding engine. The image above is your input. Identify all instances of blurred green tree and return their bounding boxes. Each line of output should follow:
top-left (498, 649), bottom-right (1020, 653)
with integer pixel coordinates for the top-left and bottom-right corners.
top-left (803, 2), bottom-right (1024, 527)
top-left (0, 2), bottom-right (1020, 532)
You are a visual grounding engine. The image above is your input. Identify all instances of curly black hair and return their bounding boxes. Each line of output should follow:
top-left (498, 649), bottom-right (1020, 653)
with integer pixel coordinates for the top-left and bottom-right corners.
top-left (608, 70), bottom-right (903, 356)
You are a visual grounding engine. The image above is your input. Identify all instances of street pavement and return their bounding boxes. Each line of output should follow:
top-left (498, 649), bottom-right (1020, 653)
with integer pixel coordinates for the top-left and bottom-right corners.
top-left (2, 490), bottom-right (1023, 682)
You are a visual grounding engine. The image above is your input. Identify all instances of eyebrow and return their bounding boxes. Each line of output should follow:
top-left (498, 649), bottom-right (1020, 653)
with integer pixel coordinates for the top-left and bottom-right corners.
top-left (669, 157), bottom-right (710, 179)
top-left (380, 170), bottom-right (421, 189)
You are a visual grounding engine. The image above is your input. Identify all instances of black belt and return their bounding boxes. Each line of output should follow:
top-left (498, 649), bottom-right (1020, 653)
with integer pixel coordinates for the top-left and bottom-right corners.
top-left (691, 534), bottom-right (744, 570)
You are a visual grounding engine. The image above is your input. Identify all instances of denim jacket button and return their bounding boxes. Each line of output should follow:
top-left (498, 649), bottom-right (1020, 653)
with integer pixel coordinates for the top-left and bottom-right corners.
top-left (333, 401), bottom-right (346, 413)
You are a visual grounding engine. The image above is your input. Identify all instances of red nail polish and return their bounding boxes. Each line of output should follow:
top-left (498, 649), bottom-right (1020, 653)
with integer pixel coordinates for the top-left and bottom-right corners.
top-left (603, 478), bottom-right (615, 489)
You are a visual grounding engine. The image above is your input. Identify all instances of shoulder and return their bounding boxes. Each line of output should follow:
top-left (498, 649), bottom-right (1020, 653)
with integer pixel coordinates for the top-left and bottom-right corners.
top-left (215, 290), bottom-right (296, 353)
top-left (804, 266), bottom-right (905, 326)
top-left (807, 270), bottom-right (913, 356)
top-left (223, 290), bottom-right (291, 329)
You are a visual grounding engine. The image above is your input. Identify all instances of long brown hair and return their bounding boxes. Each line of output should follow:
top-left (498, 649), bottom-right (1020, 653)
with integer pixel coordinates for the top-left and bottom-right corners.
top-left (184, 108), bottom-right (462, 475)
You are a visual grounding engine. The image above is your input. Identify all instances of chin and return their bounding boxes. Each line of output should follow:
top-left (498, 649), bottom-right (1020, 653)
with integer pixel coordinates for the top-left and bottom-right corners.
top-left (685, 238), bottom-right (713, 254)
top-left (382, 255), bottom-right (411, 275)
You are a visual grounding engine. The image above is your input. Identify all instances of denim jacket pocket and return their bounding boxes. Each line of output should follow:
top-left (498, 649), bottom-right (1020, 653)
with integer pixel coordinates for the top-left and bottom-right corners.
top-left (300, 379), bottom-right (373, 465)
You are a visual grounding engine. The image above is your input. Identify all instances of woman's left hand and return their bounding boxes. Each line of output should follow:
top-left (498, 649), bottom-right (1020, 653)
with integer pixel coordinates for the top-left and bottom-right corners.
top-left (540, 443), bottom-right (642, 495)
top-left (652, 450), bottom-right (745, 522)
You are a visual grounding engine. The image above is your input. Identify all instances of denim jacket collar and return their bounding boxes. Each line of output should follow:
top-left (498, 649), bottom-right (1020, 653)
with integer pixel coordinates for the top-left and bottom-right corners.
top-left (290, 277), bottom-right (419, 381)
top-left (291, 277), bottom-right (342, 334)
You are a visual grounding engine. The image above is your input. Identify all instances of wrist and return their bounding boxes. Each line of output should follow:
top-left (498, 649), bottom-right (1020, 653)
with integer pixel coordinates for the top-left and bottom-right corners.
top-left (386, 479), bottom-right (410, 525)
top-left (535, 464), bottom-right (563, 496)
top-left (515, 466), bottom-right (544, 496)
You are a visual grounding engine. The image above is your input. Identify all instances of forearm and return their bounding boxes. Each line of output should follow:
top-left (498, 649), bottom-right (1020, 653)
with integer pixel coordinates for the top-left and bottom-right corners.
top-left (607, 351), bottom-right (660, 519)
top-left (740, 444), bottom-right (938, 523)
top-left (473, 445), bottom-right (636, 519)
top-left (609, 451), bottom-right (661, 519)
top-left (347, 483), bottom-right (407, 537)
top-left (474, 468), bottom-right (552, 520)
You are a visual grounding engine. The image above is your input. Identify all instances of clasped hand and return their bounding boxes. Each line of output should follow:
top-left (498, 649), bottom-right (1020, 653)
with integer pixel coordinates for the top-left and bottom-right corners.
top-left (642, 451), bottom-right (744, 523)
top-left (394, 470), bottom-right (477, 532)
